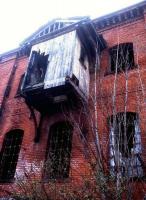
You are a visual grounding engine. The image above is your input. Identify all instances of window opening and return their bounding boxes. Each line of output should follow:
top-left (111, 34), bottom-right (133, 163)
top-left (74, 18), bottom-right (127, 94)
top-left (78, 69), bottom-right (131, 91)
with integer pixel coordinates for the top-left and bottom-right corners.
top-left (109, 43), bottom-right (134, 73)
top-left (79, 46), bottom-right (88, 70)
top-left (45, 28), bottom-right (49, 34)
top-left (109, 112), bottom-right (143, 177)
top-left (54, 23), bottom-right (59, 31)
top-left (45, 122), bottom-right (73, 179)
top-left (50, 24), bottom-right (54, 32)
top-left (0, 129), bottom-right (23, 182)
top-left (16, 74), bottom-right (25, 96)
top-left (25, 51), bottom-right (49, 87)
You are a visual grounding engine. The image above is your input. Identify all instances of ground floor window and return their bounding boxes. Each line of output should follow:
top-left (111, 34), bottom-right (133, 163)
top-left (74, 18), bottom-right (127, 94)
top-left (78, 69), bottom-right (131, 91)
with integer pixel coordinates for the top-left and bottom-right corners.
top-left (109, 112), bottom-right (143, 178)
top-left (45, 121), bottom-right (73, 179)
top-left (0, 129), bottom-right (23, 182)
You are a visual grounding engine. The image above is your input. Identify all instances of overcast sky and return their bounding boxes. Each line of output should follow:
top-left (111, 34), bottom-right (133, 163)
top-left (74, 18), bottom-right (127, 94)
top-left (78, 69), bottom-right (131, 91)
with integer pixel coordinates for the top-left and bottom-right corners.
top-left (0, 0), bottom-right (143, 54)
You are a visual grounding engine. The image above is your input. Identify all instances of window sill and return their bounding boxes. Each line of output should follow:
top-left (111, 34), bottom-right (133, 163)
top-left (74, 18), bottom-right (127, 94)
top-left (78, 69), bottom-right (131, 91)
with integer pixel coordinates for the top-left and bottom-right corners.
top-left (104, 65), bottom-right (138, 77)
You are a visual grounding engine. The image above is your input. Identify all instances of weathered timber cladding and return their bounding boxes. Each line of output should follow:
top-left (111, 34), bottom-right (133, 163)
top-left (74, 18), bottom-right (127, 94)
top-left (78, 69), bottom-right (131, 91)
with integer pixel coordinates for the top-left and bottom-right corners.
top-left (72, 36), bottom-right (89, 96)
top-left (24, 30), bottom-right (89, 97)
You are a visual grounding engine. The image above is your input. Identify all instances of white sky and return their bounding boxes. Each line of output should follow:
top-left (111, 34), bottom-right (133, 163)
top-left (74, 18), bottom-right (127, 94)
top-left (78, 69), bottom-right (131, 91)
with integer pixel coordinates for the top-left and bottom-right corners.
top-left (0, 0), bottom-right (143, 54)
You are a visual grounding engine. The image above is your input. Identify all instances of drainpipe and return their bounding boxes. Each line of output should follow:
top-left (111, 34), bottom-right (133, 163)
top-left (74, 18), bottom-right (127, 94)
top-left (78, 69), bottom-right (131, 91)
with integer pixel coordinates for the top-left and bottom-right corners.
top-left (0, 52), bottom-right (19, 121)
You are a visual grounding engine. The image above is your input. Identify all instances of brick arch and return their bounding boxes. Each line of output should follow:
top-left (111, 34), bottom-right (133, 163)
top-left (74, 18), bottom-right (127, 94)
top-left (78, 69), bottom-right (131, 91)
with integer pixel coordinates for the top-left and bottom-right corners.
top-left (5, 128), bottom-right (24, 135)
top-left (43, 113), bottom-right (74, 136)
top-left (0, 129), bottom-right (24, 182)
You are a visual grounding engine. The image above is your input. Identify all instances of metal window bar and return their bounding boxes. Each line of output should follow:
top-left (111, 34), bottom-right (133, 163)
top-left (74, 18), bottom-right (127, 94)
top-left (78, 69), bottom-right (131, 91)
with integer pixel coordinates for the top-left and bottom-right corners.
top-left (0, 131), bottom-right (23, 182)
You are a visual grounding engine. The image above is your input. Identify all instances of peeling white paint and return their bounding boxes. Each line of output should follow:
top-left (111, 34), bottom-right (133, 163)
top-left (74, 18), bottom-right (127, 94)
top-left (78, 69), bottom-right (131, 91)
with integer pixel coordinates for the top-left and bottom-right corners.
top-left (29, 30), bottom-right (90, 97)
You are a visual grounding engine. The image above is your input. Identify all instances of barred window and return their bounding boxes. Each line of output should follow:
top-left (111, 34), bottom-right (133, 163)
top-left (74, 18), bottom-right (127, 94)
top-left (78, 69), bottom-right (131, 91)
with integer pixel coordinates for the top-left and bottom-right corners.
top-left (0, 129), bottom-right (23, 182)
top-left (45, 122), bottom-right (73, 179)
top-left (109, 43), bottom-right (135, 73)
top-left (109, 112), bottom-right (143, 178)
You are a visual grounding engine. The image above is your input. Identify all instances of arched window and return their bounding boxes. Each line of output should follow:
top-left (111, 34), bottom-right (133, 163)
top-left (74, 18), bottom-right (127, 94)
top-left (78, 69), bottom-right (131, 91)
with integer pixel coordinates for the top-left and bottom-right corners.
top-left (0, 129), bottom-right (24, 182)
top-left (109, 43), bottom-right (135, 73)
top-left (109, 112), bottom-right (143, 177)
top-left (45, 121), bottom-right (73, 179)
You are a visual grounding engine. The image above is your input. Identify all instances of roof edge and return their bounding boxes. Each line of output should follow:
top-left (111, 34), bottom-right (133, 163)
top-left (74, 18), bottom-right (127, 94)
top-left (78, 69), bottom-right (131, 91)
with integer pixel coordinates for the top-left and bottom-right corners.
top-left (93, 0), bottom-right (146, 23)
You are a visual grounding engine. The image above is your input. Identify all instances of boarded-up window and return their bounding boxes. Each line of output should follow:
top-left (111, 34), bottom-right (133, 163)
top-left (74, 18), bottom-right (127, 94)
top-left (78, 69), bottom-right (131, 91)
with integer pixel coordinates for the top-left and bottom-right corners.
top-left (45, 122), bottom-right (73, 179)
top-left (0, 129), bottom-right (23, 182)
top-left (109, 112), bottom-right (143, 178)
top-left (109, 43), bottom-right (134, 73)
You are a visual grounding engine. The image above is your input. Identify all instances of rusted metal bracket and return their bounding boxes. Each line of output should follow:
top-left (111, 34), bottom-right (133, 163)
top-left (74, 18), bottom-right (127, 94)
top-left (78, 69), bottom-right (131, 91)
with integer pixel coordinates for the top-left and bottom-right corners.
top-left (25, 100), bottom-right (43, 143)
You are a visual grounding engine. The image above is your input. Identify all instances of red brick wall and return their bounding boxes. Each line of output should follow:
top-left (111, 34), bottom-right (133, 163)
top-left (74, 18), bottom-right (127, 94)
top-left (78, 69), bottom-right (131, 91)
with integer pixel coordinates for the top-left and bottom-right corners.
top-left (1, 15), bottom-right (146, 199)
top-left (0, 56), bottom-right (89, 194)
top-left (92, 16), bottom-right (146, 199)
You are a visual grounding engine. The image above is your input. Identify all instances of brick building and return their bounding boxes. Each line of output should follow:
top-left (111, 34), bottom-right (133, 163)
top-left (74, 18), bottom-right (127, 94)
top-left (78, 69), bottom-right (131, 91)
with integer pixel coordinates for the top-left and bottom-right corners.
top-left (0, 1), bottom-right (146, 199)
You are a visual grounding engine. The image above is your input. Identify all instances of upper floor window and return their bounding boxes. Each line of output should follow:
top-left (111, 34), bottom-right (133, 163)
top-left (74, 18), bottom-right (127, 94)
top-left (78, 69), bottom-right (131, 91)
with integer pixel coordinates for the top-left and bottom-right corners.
top-left (109, 43), bottom-right (135, 73)
top-left (45, 121), bottom-right (73, 179)
top-left (0, 129), bottom-right (23, 182)
top-left (16, 74), bottom-right (25, 96)
top-left (25, 51), bottom-right (49, 87)
top-left (79, 46), bottom-right (88, 70)
top-left (109, 112), bottom-right (143, 178)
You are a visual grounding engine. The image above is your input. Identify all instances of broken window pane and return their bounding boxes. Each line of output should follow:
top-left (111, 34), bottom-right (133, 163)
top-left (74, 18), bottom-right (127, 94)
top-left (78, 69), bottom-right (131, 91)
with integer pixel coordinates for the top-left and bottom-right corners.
top-left (25, 51), bottom-right (49, 87)
top-left (109, 43), bottom-right (135, 73)
top-left (109, 112), bottom-right (143, 178)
